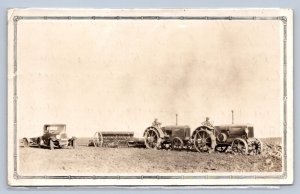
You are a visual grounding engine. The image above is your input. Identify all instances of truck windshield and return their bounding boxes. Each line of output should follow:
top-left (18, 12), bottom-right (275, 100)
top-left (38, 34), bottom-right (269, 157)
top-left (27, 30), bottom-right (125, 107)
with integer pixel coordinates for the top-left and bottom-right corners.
top-left (46, 126), bottom-right (65, 133)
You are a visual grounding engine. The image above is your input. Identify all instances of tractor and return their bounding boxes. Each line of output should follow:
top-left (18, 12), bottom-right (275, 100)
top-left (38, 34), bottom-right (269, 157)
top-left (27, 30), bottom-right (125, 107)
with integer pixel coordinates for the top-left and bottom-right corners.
top-left (143, 117), bottom-right (262, 155)
top-left (191, 122), bottom-right (262, 155)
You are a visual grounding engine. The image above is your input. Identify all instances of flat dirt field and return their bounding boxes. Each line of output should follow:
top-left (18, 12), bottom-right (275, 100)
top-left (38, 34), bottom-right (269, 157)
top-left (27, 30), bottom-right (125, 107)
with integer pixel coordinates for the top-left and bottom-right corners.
top-left (19, 138), bottom-right (282, 176)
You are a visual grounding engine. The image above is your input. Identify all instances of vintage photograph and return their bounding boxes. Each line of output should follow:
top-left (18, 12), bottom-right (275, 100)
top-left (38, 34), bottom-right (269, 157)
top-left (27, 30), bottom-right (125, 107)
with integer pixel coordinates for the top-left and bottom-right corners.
top-left (7, 9), bottom-right (293, 186)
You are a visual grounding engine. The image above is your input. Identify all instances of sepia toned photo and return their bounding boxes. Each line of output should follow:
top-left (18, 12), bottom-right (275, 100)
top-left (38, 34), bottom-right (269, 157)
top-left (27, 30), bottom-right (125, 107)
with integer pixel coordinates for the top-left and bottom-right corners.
top-left (7, 9), bottom-right (293, 186)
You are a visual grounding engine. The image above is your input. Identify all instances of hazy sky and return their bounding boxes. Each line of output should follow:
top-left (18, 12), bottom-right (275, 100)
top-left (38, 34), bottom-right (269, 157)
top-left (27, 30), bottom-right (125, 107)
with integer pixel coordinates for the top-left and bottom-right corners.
top-left (17, 19), bottom-right (282, 138)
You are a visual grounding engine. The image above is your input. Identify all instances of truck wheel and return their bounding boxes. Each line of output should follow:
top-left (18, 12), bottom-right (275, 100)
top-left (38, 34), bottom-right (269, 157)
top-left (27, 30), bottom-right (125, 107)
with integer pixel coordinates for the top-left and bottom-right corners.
top-left (37, 138), bottom-right (42, 148)
top-left (50, 139), bottom-right (55, 150)
top-left (23, 138), bottom-right (29, 148)
top-left (72, 139), bottom-right (76, 149)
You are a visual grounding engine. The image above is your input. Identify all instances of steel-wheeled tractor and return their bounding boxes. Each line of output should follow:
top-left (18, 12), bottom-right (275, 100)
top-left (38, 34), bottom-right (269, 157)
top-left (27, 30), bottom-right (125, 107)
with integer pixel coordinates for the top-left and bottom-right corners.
top-left (143, 125), bottom-right (192, 150)
top-left (192, 124), bottom-right (262, 155)
top-left (143, 119), bottom-right (262, 155)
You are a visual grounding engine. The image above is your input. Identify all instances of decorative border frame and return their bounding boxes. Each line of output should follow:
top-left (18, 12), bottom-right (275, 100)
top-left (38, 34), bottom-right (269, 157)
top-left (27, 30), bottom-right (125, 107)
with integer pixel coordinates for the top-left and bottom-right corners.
top-left (12, 15), bottom-right (288, 181)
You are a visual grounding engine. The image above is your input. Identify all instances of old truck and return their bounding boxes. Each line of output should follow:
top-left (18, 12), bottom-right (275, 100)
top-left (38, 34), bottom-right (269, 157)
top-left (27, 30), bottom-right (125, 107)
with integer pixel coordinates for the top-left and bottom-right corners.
top-left (22, 124), bottom-right (77, 150)
top-left (143, 118), bottom-right (262, 155)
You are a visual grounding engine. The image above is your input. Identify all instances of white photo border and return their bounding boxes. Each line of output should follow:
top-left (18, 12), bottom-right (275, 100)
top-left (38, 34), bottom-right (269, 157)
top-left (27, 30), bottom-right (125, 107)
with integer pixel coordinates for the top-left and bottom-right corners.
top-left (9, 13), bottom-right (291, 185)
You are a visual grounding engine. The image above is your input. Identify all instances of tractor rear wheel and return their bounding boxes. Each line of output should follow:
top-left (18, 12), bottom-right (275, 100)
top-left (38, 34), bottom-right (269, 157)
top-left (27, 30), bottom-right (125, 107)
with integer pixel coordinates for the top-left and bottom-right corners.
top-left (144, 127), bottom-right (161, 149)
top-left (193, 129), bottom-right (216, 153)
top-left (231, 138), bottom-right (249, 155)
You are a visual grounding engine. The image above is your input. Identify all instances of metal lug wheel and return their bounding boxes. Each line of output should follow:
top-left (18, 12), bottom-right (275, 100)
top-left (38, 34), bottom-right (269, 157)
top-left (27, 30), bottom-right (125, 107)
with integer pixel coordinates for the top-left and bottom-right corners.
top-left (144, 127), bottom-right (161, 149)
top-left (194, 129), bottom-right (216, 153)
top-left (172, 137), bottom-right (184, 151)
top-left (93, 131), bottom-right (103, 147)
top-left (231, 138), bottom-right (249, 155)
top-left (247, 138), bottom-right (262, 155)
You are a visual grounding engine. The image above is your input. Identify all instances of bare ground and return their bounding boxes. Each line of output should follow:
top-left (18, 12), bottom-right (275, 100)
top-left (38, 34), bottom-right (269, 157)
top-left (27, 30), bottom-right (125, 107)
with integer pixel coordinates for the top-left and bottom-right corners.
top-left (19, 138), bottom-right (282, 176)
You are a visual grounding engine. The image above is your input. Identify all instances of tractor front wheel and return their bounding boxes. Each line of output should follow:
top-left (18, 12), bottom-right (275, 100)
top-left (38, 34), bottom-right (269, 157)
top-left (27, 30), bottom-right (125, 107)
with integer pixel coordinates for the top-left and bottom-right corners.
top-left (247, 138), bottom-right (262, 155)
top-left (231, 138), bottom-right (249, 155)
top-left (172, 137), bottom-right (184, 151)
